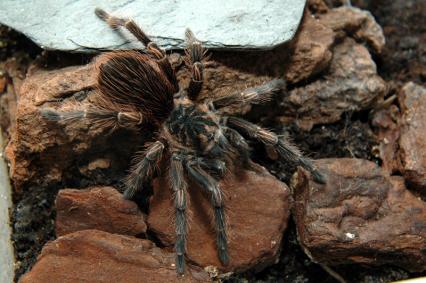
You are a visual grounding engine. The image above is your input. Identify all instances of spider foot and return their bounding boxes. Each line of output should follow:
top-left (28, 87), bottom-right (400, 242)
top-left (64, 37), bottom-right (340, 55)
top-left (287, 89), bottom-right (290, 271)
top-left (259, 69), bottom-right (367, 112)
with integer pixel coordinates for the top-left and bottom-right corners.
top-left (176, 253), bottom-right (185, 275)
top-left (215, 208), bottom-right (230, 265)
top-left (218, 245), bottom-right (230, 265)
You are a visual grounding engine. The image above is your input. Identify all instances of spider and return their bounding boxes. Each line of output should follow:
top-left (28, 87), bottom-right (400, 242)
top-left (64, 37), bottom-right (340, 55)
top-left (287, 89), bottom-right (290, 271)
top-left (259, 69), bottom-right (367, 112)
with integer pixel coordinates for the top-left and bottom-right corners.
top-left (41, 8), bottom-right (326, 275)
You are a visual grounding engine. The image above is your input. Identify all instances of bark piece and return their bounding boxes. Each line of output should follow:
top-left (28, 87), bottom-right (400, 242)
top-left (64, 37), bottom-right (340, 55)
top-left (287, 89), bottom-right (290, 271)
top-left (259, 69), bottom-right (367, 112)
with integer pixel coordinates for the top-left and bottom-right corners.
top-left (371, 105), bottom-right (402, 174)
top-left (293, 158), bottom-right (426, 272)
top-left (148, 167), bottom-right (291, 273)
top-left (19, 230), bottom-right (210, 283)
top-left (280, 38), bottom-right (386, 130)
top-left (284, 14), bottom-right (335, 83)
top-left (4, 64), bottom-right (143, 192)
top-left (56, 186), bottom-right (146, 237)
top-left (398, 82), bottom-right (426, 193)
top-left (318, 6), bottom-right (386, 53)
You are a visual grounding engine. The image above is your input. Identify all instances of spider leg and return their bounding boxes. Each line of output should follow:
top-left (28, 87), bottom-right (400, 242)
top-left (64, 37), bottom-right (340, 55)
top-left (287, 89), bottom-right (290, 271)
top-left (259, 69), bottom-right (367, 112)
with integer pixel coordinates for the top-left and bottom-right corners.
top-left (94, 8), bottom-right (177, 86)
top-left (184, 29), bottom-right (208, 100)
top-left (197, 157), bottom-right (227, 178)
top-left (170, 153), bottom-right (188, 275)
top-left (185, 159), bottom-right (229, 265)
top-left (124, 141), bottom-right (165, 199)
top-left (222, 126), bottom-right (253, 167)
top-left (40, 107), bottom-right (144, 131)
top-left (95, 8), bottom-right (163, 59)
top-left (224, 117), bottom-right (326, 184)
top-left (213, 79), bottom-right (286, 109)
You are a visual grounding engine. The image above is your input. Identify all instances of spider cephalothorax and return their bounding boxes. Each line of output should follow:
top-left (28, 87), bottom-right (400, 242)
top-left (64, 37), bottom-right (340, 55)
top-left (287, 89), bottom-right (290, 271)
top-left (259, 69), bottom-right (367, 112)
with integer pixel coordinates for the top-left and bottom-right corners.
top-left (41, 8), bottom-right (326, 275)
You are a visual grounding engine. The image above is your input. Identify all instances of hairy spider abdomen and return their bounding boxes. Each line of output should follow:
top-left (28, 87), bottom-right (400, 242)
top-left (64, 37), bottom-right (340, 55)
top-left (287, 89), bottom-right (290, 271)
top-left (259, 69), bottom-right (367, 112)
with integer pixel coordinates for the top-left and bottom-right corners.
top-left (96, 51), bottom-right (178, 122)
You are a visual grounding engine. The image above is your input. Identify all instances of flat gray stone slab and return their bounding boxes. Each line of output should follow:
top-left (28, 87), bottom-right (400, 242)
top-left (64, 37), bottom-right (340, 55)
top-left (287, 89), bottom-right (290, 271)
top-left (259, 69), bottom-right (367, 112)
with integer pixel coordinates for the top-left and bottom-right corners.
top-left (0, 0), bottom-right (306, 52)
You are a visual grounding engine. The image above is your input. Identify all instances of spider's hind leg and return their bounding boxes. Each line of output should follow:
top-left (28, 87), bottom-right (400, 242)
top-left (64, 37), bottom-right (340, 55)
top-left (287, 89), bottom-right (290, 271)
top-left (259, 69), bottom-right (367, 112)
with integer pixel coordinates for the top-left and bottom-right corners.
top-left (170, 153), bottom-right (189, 274)
top-left (185, 159), bottom-right (229, 265)
top-left (225, 117), bottom-right (326, 184)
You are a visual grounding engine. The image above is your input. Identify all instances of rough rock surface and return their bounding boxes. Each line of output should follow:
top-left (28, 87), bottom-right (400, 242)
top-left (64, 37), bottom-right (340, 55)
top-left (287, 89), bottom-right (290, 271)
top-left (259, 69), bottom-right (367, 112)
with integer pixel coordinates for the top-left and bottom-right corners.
top-left (293, 158), bottom-right (426, 271)
top-left (56, 186), bottom-right (146, 237)
top-left (318, 6), bottom-right (385, 53)
top-left (148, 167), bottom-right (291, 272)
top-left (371, 105), bottom-right (402, 175)
top-left (279, 38), bottom-right (386, 130)
top-left (19, 229), bottom-right (211, 283)
top-left (398, 82), bottom-right (426, 192)
top-left (365, 0), bottom-right (426, 84)
top-left (284, 14), bottom-right (335, 83)
top-left (0, 56), bottom-right (26, 140)
top-left (0, 0), bottom-right (306, 51)
top-left (4, 64), bottom-right (144, 192)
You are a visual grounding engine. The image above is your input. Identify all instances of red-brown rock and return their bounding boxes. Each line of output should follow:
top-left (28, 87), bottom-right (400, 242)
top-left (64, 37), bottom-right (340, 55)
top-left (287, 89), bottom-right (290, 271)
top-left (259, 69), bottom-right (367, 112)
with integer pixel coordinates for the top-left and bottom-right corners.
top-left (56, 186), bottom-right (146, 237)
top-left (19, 230), bottom-right (211, 283)
top-left (280, 38), bottom-right (386, 130)
top-left (4, 64), bottom-right (143, 192)
top-left (148, 166), bottom-right (291, 273)
top-left (0, 74), bottom-right (6, 94)
top-left (318, 6), bottom-right (386, 53)
top-left (307, 0), bottom-right (329, 14)
top-left (284, 14), bottom-right (335, 83)
top-left (398, 82), bottom-right (426, 193)
top-left (293, 158), bottom-right (426, 272)
top-left (371, 105), bottom-right (402, 175)
top-left (0, 57), bottom-right (26, 140)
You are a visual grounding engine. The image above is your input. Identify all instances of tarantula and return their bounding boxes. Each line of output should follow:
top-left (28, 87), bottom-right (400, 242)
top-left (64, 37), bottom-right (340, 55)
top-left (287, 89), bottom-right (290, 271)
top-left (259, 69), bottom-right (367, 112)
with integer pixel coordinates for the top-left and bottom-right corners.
top-left (41, 8), bottom-right (325, 275)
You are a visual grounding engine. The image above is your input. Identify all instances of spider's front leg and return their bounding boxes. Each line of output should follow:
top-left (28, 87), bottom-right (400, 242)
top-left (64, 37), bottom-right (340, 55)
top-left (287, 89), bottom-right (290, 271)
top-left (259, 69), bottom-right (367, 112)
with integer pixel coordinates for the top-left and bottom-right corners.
top-left (95, 8), bottom-right (162, 58)
top-left (224, 117), bottom-right (326, 184)
top-left (185, 158), bottom-right (229, 265)
top-left (124, 141), bottom-right (165, 199)
top-left (94, 8), bottom-right (176, 85)
top-left (184, 29), bottom-right (208, 100)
